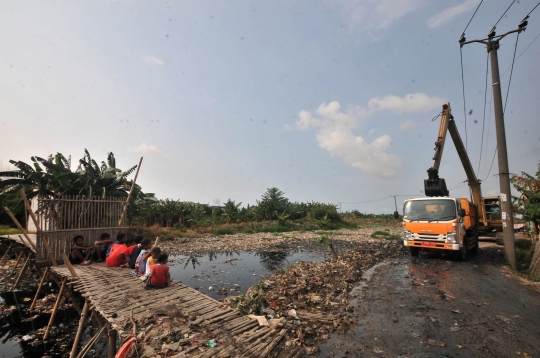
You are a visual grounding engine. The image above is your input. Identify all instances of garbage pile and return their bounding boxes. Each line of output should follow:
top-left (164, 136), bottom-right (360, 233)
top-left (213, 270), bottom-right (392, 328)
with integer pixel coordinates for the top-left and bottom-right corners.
top-left (227, 239), bottom-right (409, 354)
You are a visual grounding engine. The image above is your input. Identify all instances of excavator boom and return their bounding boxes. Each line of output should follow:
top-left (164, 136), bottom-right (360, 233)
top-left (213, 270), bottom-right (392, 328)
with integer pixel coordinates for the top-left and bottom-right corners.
top-left (424, 103), bottom-right (487, 226)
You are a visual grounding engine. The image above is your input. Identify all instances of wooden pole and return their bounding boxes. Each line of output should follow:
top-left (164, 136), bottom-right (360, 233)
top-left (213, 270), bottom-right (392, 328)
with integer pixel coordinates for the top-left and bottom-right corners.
top-left (44, 277), bottom-right (67, 340)
top-left (9, 251), bottom-right (24, 276)
top-left (70, 300), bottom-right (90, 358)
top-left (75, 325), bottom-right (106, 358)
top-left (1, 245), bottom-right (12, 261)
top-left (3, 207), bottom-right (37, 252)
top-left (18, 234), bottom-right (36, 252)
top-left (19, 190), bottom-right (57, 265)
top-left (154, 237), bottom-right (160, 248)
top-left (108, 329), bottom-right (117, 358)
top-left (61, 252), bottom-right (79, 277)
top-left (118, 157), bottom-right (143, 226)
top-left (30, 266), bottom-right (50, 311)
top-left (12, 254), bottom-right (31, 290)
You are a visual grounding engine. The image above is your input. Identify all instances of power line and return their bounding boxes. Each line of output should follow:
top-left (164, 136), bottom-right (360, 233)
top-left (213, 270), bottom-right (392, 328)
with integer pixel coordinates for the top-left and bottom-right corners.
top-left (504, 32), bottom-right (520, 113)
top-left (477, 52), bottom-right (490, 177)
top-left (463, 0), bottom-right (484, 34)
top-left (493, 0), bottom-right (517, 29)
top-left (501, 31), bottom-right (540, 77)
top-left (527, 1), bottom-right (540, 16)
top-left (459, 47), bottom-right (468, 150)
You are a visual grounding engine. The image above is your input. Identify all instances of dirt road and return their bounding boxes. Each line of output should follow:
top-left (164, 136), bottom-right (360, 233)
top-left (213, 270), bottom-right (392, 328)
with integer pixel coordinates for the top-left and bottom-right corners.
top-left (318, 246), bottom-right (540, 357)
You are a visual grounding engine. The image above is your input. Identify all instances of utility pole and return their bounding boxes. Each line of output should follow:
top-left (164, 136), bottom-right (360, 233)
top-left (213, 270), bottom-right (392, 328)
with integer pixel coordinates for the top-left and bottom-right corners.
top-left (460, 17), bottom-right (529, 270)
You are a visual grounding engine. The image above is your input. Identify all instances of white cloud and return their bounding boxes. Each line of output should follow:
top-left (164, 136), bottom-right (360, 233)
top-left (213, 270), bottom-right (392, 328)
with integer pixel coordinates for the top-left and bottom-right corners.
top-left (296, 93), bottom-right (445, 177)
top-left (368, 93), bottom-right (445, 114)
top-left (399, 120), bottom-right (414, 131)
top-left (141, 55), bottom-right (164, 66)
top-left (131, 143), bottom-right (168, 157)
top-left (368, 128), bottom-right (376, 136)
top-left (427, 0), bottom-right (478, 28)
top-left (283, 124), bottom-right (293, 132)
top-left (332, 0), bottom-right (427, 33)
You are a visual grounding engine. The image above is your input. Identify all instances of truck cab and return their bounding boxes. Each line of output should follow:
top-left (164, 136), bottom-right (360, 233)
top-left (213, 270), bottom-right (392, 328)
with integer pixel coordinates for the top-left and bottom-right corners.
top-left (403, 197), bottom-right (478, 260)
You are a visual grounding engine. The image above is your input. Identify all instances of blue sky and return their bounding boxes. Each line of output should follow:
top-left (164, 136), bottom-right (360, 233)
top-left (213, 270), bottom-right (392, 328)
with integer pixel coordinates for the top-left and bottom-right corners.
top-left (1, 0), bottom-right (539, 213)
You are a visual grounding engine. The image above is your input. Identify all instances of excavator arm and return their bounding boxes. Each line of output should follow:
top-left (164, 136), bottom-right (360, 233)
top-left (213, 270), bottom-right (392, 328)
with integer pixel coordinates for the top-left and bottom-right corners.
top-left (424, 103), bottom-right (487, 226)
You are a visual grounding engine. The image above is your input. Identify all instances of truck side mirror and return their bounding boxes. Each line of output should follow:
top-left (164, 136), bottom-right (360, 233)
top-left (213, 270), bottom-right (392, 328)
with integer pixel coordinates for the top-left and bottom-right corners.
top-left (458, 209), bottom-right (466, 217)
top-left (393, 211), bottom-right (400, 219)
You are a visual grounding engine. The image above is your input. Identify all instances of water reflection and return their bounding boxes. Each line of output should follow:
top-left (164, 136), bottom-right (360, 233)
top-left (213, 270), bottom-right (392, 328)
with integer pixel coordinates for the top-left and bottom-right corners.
top-left (255, 250), bottom-right (288, 271)
top-left (184, 254), bottom-right (200, 269)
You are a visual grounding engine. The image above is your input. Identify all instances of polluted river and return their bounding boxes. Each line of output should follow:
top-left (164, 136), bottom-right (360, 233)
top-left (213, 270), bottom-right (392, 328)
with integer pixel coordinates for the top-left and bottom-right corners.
top-left (1, 230), bottom-right (540, 357)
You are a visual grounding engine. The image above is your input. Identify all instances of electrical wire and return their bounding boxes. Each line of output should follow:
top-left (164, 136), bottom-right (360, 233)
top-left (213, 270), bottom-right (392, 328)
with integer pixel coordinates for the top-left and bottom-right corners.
top-left (459, 47), bottom-right (468, 150)
top-left (477, 52), bottom-right (490, 177)
top-left (462, 0), bottom-right (484, 34)
top-left (503, 32), bottom-right (520, 114)
top-left (501, 31), bottom-right (540, 77)
top-left (527, 1), bottom-right (540, 16)
top-left (493, 0), bottom-right (517, 29)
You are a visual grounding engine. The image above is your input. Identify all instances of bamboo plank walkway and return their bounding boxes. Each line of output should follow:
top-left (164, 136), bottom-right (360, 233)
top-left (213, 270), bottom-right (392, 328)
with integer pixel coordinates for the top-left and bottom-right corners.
top-left (51, 264), bottom-right (286, 357)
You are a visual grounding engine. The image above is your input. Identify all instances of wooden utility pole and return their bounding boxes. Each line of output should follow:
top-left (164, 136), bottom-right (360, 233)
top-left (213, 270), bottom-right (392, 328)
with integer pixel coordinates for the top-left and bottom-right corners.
top-left (461, 18), bottom-right (529, 270)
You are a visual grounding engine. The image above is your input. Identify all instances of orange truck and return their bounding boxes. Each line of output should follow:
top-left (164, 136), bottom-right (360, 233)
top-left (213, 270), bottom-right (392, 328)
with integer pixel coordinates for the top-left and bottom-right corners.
top-left (403, 103), bottom-right (501, 260)
top-left (403, 197), bottom-right (479, 260)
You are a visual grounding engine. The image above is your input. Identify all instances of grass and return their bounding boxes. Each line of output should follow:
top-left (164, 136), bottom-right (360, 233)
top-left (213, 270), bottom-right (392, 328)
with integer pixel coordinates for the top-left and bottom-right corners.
top-left (0, 225), bottom-right (21, 235)
top-left (371, 230), bottom-right (401, 240)
top-left (212, 228), bottom-right (234, 236)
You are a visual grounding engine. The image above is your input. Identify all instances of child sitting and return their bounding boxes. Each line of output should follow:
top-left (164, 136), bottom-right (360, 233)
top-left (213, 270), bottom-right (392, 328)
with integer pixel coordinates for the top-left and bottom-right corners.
top-left (144, 252), bottom-right (170, 290)
top-left (94, 233), bottom-right (113, 262)
top-left (145, 247), bottom-right (161, 275)
top-left (133, 238), bottom-right (152, 276)
top-left (128, 235), bottom-right (144, 269)
top-left (69, 235), bottom-right (94, 265)
top-left (106, 235), bottom-right (136, 267)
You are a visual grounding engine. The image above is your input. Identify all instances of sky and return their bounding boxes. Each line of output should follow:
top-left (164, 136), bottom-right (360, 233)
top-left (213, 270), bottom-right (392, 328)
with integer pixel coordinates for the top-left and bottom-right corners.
top-left (1, 0), bottom-right (539, 214)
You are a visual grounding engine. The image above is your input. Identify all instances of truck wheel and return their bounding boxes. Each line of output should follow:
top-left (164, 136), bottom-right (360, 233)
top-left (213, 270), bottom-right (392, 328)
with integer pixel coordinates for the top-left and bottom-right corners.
top-left (470, 235), bottom-right (479, 255)
top-left (410, 247), bottom-right (420, 257)
top-left (455, 240), bottom-right (467, 261)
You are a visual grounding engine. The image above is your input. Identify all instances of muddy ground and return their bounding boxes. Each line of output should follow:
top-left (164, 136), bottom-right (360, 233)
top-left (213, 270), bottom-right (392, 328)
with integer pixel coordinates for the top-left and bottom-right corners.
top-left (317, 242), bottom-right (540, 358)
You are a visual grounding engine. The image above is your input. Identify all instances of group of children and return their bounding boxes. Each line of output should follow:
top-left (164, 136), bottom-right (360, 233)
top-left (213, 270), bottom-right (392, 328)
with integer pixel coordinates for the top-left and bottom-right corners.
top-left (69, 233), bottom-right (170, 290)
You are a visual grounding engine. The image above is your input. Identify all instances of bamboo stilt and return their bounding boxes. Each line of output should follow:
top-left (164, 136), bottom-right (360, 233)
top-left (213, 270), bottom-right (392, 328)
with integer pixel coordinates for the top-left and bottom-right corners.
top-left (61, 252), bottom-right (78, 277)
top-left (75, 325), bottom-right (106, 358)
top-left (12, 254), bottom-right (31, 290)
top-left (108, 329), bottom-right (117, 358)
top-left (30, 266), bottom-right (50, 311)
top-left (43, 277), bottom-right (67, 340)
top-left (66, 284), bottom-right (82, 315)
top-left (1, 245), bottom-right (12, 261)
top-left (70, 300), bottom-right (90, 358)
top-left (2, 206), bottom-right (36, 252)
top-left (9, 251), bottom-right (24, 277)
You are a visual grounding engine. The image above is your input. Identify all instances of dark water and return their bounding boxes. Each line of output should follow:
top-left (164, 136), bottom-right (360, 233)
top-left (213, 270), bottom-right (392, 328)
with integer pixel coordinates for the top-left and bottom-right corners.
top-left (169, 249), bottom-right (329, 300)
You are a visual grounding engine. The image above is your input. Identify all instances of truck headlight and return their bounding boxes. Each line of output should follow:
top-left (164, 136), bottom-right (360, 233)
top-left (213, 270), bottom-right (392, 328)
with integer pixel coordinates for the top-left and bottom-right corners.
top-left (404, 229), bottom-right (412, 240)
top-left (446, 230), bottom-right (457, 243)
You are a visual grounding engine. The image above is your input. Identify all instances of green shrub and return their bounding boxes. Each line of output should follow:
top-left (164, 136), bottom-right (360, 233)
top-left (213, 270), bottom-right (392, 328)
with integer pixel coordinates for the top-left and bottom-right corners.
top-left (173, 223), bottom-right (186, 231)
top-left (212, 228), bottom-right (234, 236)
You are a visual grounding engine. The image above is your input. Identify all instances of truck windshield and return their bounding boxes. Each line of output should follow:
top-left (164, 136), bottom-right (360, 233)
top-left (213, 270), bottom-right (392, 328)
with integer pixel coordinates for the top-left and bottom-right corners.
top-left (403, 200), bottom-right (456, 221)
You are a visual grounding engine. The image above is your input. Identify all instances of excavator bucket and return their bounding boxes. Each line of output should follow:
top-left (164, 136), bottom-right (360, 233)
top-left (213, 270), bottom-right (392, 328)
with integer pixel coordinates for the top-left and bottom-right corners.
top-left (425, 167), bottom-right (449, 197)
top-left (424, 178), bottom-right (449, 197)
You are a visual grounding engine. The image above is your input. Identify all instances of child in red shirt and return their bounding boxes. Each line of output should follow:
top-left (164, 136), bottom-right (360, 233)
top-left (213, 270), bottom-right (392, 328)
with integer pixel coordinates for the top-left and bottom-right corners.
top-left (106, 237), bottom-right (136, 267)
top-left (144, 253), bottom-right (170, 290)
